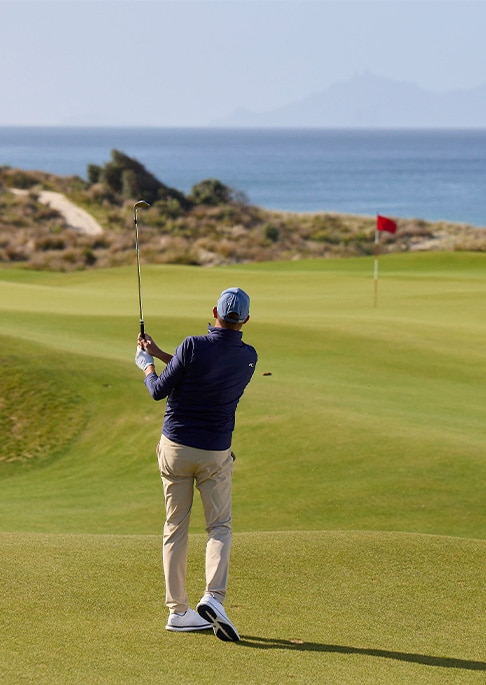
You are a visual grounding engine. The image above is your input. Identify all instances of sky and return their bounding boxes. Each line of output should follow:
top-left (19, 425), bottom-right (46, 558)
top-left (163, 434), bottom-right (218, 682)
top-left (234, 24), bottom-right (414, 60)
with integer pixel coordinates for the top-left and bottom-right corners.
top-left (1, 0), bottom-right (486, 126)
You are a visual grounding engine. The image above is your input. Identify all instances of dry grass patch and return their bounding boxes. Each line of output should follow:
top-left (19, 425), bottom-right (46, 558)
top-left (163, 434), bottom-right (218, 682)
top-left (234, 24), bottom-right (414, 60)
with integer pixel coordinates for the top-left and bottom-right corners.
top-left (1, 168), bottom-right (485, 272)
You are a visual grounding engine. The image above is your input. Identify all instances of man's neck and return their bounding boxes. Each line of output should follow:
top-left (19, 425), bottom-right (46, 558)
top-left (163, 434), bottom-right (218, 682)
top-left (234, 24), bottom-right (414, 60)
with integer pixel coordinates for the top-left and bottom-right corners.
top-left (213, 318), bottom-right (242, 331)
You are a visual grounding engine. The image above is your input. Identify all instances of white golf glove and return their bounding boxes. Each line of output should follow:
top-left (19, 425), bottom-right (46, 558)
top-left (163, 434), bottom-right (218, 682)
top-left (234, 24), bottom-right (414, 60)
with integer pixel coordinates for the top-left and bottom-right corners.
top-left (135, 347), bottom-right (154, 371)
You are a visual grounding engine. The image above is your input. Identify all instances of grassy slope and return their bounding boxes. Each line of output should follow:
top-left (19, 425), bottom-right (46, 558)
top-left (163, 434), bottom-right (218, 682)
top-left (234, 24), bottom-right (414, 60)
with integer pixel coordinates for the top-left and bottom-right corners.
top-left (1, 254), bottom-right (485, 683)
top-left (1, 531), bottom-right (485, 685)
top-left (0, 253), bottom-right (484, 537)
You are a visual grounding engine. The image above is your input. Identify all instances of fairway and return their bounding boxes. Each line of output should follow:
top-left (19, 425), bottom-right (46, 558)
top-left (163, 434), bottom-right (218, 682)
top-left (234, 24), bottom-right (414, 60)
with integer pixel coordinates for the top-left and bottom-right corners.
top-left (1, 531), bottom-right (485, 685)
top-left (1, 253), bottom-right (485, 683)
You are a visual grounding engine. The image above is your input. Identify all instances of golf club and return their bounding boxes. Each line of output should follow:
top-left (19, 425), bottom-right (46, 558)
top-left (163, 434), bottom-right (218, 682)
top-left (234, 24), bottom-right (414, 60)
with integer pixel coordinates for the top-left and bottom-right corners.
top-left (133, 200), bottom-right (150, 340)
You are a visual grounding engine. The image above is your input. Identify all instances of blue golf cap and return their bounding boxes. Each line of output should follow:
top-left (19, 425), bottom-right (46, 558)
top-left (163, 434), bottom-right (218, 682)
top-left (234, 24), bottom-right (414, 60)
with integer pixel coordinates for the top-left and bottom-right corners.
top-left (217, 287), bottom-right (250, 323)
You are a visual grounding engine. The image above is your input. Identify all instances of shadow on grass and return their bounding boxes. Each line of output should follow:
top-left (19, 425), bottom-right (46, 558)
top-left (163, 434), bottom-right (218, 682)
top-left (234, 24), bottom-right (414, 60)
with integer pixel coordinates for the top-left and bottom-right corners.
top-left (238, 636), bottom-right (486, 672)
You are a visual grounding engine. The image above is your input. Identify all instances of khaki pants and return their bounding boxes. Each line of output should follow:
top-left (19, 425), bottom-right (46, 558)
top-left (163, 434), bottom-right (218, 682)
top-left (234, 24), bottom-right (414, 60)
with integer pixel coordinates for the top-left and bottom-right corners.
top-left (156, 435), bottom-right (234, 613)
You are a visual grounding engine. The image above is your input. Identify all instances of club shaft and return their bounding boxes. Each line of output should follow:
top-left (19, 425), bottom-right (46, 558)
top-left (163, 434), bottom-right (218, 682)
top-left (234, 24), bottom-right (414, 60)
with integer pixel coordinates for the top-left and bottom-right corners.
top-left (134, 208), bottom-right (145, 338)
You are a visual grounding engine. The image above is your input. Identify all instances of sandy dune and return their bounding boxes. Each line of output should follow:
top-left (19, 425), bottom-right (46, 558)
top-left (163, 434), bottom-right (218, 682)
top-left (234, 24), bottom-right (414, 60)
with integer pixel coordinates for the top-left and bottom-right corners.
top-left (9, 188), bottom-right (104, 236)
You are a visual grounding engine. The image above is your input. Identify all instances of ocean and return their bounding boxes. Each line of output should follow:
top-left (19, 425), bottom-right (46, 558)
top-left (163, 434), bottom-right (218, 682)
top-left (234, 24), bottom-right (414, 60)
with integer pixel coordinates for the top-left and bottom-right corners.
top-left (1, 127), bottom-right (485, 228)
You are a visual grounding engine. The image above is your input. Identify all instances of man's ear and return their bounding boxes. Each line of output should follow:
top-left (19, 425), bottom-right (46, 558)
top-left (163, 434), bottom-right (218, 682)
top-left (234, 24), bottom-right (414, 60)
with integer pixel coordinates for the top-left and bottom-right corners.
top-left (212, 306), bottom-right (218, 318)
top-left (242, 315), bottom-right (250, 324)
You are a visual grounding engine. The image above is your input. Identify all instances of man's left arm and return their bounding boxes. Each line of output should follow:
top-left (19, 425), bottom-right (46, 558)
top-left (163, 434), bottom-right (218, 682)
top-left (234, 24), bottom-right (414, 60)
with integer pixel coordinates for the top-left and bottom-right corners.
top-left (142, 340), bottom-right (189, 400)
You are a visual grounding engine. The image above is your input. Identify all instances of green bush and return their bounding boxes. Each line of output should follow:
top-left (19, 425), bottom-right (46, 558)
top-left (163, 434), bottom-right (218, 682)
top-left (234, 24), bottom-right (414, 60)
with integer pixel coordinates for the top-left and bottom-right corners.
top-left (190, 178), bottom-right (232, 206)
top-left (87, 165), bottom-right (101, 185)
top-left (0, 169), bottom-right (38, 189)
top-left (121, 169), bottom-right (138, 200)
top-left (161, 197), bottom-right (183, 219)
top-left (263, 223), bottom-right (280, 242)
top-left (93, 149), bottom-right (191, 209)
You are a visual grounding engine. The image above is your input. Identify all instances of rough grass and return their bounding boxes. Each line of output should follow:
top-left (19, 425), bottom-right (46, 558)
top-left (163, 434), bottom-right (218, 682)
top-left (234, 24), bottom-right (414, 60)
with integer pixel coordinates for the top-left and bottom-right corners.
top-left (0, 357), bottom-right (87, 470)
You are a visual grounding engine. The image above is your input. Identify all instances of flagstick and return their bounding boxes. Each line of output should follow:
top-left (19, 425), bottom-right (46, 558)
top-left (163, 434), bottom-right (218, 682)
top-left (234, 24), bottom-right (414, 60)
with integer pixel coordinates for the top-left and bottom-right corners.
top-left (373, 228), bottom-right (380, 308)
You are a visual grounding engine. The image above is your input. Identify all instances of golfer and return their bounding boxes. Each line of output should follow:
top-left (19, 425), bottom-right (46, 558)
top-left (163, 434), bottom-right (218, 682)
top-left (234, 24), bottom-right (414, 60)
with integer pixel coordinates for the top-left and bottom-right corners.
top-left (135, 287), bottom-right (257, 642)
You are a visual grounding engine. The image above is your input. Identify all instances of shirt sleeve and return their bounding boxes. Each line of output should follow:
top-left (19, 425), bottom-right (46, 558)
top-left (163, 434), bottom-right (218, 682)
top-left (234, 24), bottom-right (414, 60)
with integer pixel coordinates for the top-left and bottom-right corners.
top-left (143, 339), bottom-right (192, 400)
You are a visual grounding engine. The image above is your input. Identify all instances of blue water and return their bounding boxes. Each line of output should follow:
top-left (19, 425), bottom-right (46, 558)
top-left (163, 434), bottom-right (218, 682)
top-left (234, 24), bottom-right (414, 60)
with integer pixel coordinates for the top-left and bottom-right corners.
top-left (1, 127), bottom-right (485, 227)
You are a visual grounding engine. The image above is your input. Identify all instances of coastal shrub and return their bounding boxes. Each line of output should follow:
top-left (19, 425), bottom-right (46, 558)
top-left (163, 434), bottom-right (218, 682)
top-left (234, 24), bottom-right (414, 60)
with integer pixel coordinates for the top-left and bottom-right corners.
top-left (263, 223), bottom-right (280, 242)
top-left (93, 149), bottom-right (191, 209)
top-left (5, 245), bottom-right (28, 261)
top-left (83, 247), bottom-right (96, 266)
top-left (35, 236), bottom-right (66, 251)
top-left (312, 228), bottom-right (341, 244)
top-left (190, 179), bottom-right (232, 206)
top-left (121, 169), bottom-right (138, 200)
top-left (90, 236), bottom-right (111, 250)
top-left (162, 198), bottom-right (183, 219)
top-left (0, 168), bottom-right (38, 189)
top-left (87, 165), bottom-right (101, 185)
top-left (83, 183), bottom-right (118, 205)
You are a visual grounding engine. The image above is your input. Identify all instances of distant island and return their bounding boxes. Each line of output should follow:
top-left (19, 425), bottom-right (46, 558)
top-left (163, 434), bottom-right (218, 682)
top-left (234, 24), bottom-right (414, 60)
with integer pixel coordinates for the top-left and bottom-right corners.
top-left (213, 72), bottom-right (486, 129)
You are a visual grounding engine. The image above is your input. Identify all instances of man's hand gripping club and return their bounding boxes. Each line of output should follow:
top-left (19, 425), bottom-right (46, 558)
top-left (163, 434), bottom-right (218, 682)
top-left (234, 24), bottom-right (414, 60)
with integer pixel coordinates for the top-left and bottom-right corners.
top-left (135, 332), bottom-right (174, 375)
top-left (135, 345), bottom-right (155, 373)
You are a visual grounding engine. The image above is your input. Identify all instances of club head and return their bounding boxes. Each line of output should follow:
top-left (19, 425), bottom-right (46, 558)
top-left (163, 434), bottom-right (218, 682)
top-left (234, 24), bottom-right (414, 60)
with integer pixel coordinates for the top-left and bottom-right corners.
top-left (133, 200), bottom-right (151, 221)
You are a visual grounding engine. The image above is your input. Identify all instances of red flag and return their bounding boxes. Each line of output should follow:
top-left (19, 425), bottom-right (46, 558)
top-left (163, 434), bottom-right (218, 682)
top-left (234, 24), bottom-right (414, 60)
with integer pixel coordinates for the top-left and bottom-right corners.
top-left (377, 215), bottom-right (397, 234)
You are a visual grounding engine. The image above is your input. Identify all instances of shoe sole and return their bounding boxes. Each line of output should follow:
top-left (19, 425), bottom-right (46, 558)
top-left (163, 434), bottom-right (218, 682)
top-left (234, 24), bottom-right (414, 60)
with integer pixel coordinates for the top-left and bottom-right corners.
top-left (197, 603), bottom-right (240, 642)
top-left (165, 624), bottom-right (212, 632)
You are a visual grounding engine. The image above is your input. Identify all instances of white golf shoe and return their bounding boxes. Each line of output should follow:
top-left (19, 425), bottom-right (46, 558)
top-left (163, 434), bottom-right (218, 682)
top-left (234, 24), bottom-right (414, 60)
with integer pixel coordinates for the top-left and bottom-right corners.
top-left (196, 593), bottom-right (240, 642)
top-left (165, 607), bottom-right (212, 632)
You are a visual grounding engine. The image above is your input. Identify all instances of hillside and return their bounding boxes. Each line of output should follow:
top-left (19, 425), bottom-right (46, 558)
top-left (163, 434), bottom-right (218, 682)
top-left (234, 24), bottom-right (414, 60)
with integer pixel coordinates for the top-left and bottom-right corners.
top-left (1, 154), bottom-right (485, 271)
top-left (2, 253), bottom-right (485, 538)
top-left (215, 72), bottom-right (486, 128)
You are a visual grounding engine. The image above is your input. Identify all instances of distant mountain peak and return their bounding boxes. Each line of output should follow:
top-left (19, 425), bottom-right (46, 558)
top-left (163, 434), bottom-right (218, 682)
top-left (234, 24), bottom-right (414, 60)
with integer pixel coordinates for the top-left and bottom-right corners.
top-left (213, 72), bottom-right (486, 128)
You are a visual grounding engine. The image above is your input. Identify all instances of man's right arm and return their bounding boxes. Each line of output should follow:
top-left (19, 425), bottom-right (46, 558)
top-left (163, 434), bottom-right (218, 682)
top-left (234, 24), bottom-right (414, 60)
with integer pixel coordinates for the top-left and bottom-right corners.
top-left (138, 333), bottom-right (173, 364)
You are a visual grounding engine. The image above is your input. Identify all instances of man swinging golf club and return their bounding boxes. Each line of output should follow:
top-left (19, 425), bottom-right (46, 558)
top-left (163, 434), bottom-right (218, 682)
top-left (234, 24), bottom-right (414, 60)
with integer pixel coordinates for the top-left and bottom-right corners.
top-left (135, 287), bottom-right (257, 641)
